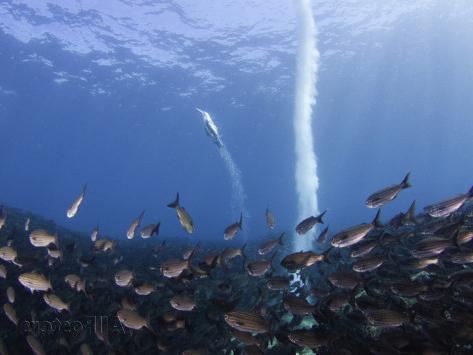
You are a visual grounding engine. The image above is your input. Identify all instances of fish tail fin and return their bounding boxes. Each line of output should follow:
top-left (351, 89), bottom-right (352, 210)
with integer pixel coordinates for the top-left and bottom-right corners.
top-left (82, 182), bottom-right (88, 195)
top-left (468, 185), bottom-right (473, 198)
top-left (404, 200), bottom-right (416, 222)
top-left (316, 210), bottom-right (327, 224)
top-left (401, 172), bottom-right (411, 189)
top-left (372, 209), bottom-right (382, 227)
top-left (153, 222), bottom-right (161, 236)
top-left (323, 246), bottom-right (333, 264)
top-left (239, 212), bottom-right (243, 230)
top-left (167, 193), bottom-right (180, 208)
top-left (195, 107), bottom-right (205, 115)
top-left (278, 232), bottom-right (284, 245)
top-left (138, 210), bottom-right (145, 222)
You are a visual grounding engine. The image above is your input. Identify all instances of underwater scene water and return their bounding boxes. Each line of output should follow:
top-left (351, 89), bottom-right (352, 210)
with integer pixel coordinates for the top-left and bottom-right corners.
top-left (1, 0), bottom-right (473, 354)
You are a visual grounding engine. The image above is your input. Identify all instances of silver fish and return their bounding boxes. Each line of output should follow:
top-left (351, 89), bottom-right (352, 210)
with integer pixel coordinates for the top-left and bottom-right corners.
top-left (141, 222), bottom-right (160, 239)
top-left (331, 210), bottom-right (381, 248)
top-left (67, 183), bottom-right (87, 218)
top-left (167, 193), bottom-right (194, 234)
top-left (127, 210), bottom-right (145, 239)
top-left (258, 233), bottom-right (283, 255)
top-left (365, 173), bottom-right (411, 208)
top-left (224, 213), bottom-right (243, 240)
top-left (295, 211), bottom-right (326, 235)
top-left (424, 185), bottom-right (473, 218)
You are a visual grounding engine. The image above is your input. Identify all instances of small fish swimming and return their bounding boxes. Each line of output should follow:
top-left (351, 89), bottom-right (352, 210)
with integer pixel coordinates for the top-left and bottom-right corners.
top-left (24, 216), bottom-right (30, 231)
top-left (424, 185), bottom-right (473, 218)
top-left (141, 222), bottom-right (160, 239)
top-left (0, 246), bottom-right (17, 263)
top-left (29, 229), bottom-right (58, 248)
top-left (170, 295), bottom-right (196, 311)
top-left (224, 213), bottom-right (243, 240)
top-left (67, 183), bottom-right (87, 218)
top-left (18, 272), bottom-right (52, 293)
top-left (295, 210), bottom-right (326, 235)
top-left (265, 208), bottom-right (275, 229)
top-left (127, 210), bottom-right (145, 239)
top-left (224, 311), bottom-right (268, 334)
top-left (6, 286), bottom-right (15, 303)
top-left (281, 251), bottom-right (325, 272)
top-left (331, 210), bottom-right (381, 248)
top-left (167, 193), bottom-right (194, 234)
top-left (90, 225), bottom-right (99, 241)
top-left (114, 269), bottom-right (134, 287)
top-left (43, 293), bottom-right (70, 312)
top-left (161, 254), bottom-right (194, 278)
top-left (365, 173), bottom-right (411, 208)
top-left (258, 233), bottom-right (284, 255)
top-left (117, 309), bottom-right (153, 332)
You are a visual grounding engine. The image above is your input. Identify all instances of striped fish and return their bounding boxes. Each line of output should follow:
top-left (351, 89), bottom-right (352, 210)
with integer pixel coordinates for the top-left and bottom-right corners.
top-left (29, 229), bottom-right (58, 248)
top-left (424, 185), bottom-right (473, 218)
top-left (352, 255), bottom-right (385, 273)
top-left (411, 237), bottom-right (453, 258)
top-left (365, 173), bottom-right (411, 208)
top-left (457, 229), bottom-right (473, 245)
top-left (0, 246), bottom-right (17, 262)
top-left (332, 210), bottom-right (381, 248)
top-left (366, 309), bottom-right (408, 327)
top-left (43, 293), bottom-right (69, 312)
top-left (18, 272), bottom-right (52, 293)
top-left (288, 329), bottom-right (329, 349)
top-left (283, 295), bottom-right (315, 316)
top-left (328, 271), bottom-right (361, 289)
top-left (224, 310), bottom-right (268, 334)
top-left (449, 251), bottom-right (473, 264)
top-left (350, 240), bottom-right (377, 258)
top-left (390, 281), bottom-right (427, 297)
top-left (403, 257), bottom-right (439, 270)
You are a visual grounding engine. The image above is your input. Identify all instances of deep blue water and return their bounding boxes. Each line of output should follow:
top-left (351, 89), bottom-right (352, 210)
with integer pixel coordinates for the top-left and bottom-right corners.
top-left (0, 0), bottom-right (472, 243)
